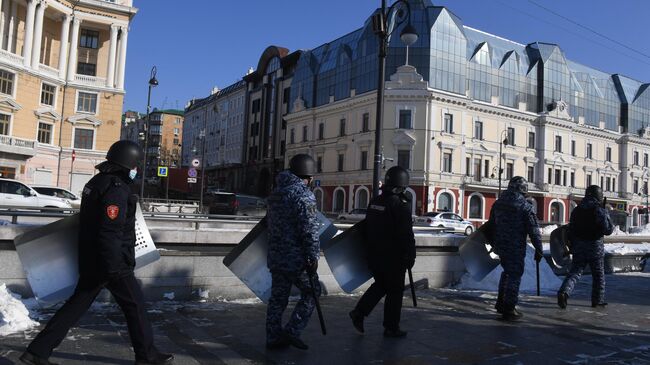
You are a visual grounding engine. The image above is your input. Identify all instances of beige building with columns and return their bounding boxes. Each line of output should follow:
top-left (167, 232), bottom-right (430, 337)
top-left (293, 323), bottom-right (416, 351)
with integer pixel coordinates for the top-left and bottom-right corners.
top-left (0, 0), bottom-right (136, 194)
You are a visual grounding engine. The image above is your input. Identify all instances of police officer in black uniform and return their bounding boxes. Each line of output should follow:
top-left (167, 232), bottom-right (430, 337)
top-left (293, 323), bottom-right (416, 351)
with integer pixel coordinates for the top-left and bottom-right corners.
top-left (21, 140), bottom-right (173, 365)
top-left (349, 166), bottom-right (415, 337)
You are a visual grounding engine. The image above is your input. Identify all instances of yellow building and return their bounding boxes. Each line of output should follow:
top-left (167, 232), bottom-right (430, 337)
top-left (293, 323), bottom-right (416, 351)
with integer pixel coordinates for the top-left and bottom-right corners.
top-left (0, 0), bottom-right (137, 194)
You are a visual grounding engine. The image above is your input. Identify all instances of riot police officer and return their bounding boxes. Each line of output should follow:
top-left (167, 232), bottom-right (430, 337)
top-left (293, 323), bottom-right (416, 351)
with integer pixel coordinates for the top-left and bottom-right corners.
top-left (490, 176), bottom-right (543, 321)
top-left (22, 140), bottom-right (173, 365)
top-left (557, 185), bottom-right (613, 309)
top-left (349, 166), bottom-right (415, 337)
top-left (265, 154), bottom-right (321, 350)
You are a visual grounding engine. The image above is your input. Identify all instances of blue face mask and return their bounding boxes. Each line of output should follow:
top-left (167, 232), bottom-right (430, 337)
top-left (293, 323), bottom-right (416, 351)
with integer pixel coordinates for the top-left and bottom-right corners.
top-left (129, 168), bottom-right (137, 180)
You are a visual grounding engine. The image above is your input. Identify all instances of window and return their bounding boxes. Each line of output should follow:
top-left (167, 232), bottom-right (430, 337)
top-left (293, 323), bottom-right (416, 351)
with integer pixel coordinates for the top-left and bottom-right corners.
top-left (608, 147), bottom-right (613, 163)
top-left (570, 172), bottom-right (575, 187)
top-left (77, 62), bottom-right (96, 76)
top-left (587, 174), bottom-right (592, 186)
top-left (645, 153), bottom-right (649, 167)
top-left (633, 151), bottom-right (638, 165)
top-left (550, 202), bottom-right (562, 223)
top-left (40, 83), bottom-right (56, 106)
top-left (37, 122), bottom-right (52, 144)
top-left (399, 110), bottom-right (412, 129)
top-left (290, 128), bottom-right (294, 144)
top-left (361, 151), bottom-right (368, 170)
top-left (473, 159), bottom-right (481, 181)
top-left (339, 118), bottom-right (346, 136)
top-left (317, 156), bottom-right (323, 173)
top-left (571, 140), bottom-right (576, 156)
top-left (606, 177), bottom-right (611, 192)
top-left (362, 113), bottom-right (370, 132)
top-left (554, 136), bottom-right (562, 152)
top-left (251, 99), bottom-right (261, 113)
top-left (173, 128), bottom-right (179, 135)
top-left (283, 87), bottom-right (291, 104)
top-left (563, 170), bottom-right (567, 186)
top-left (443, 113), bottom-right (453, 133)
top-left (474, 121), bottom-right (483, 140)
top-left (173, 138), bottom-right (179, 145)
top-left (547, 168), bottom-right (552, 184)
top-left (443, 153), bottom-right (452, 173)
top-left (465, 157), bottom-right (471, 176)
top-left (398, 150), bottom-right (410, 170)
top-left (528, 132), bottom-right (535, 149)
top-left (338, 154), bottom-right (344, 172)
top-left (0, 114), bottom-right (8, 135)
top-left (634, 179), bottom-right (639, 194)
top-left (0, 69), bottom-right (14, 95)
top-left (484, 160), bottom-right (490, 178)
top-left (77, 92), bottom-right (97, 113)
top-left (555, 169), bottom-right (561, 185)
top-left (438, 193), bottom-right (452, 212)
top-left (469, 195), bottom-right (483, 219)
top-left (506, 163), bottom-right (514, 180)
top-left (507, 127), bottom-right (515, 146)
top-left (586, 143), bottom-right (593, 159)
top-left (527, 166), bottom-right (534, 182)
top-left (645, 181), bottom-right (649, 195)
top-left (175, 118), bottom-right (181, 125)
top-left (80, 29), bottom-right (99, 49)
top-left (302, 126), bottom-right (307, 142)
top-left (74, 128), bottom-right (94, 150)
top-left (318, 123), bottom-right (324, 140)
top-left (279, 141), bottom-right (286, 155)
top-left (601, 176), bottom-right (604, 190)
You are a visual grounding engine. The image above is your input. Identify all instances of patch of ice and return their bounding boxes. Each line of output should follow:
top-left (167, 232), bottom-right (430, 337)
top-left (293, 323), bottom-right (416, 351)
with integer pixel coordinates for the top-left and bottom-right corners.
top-left (163, 292), bottom-right (175, 300)
top-left (218, 297), bottom-right (262, 305)
top-left (541, 225), bottom-right (558, 235)
top-left (0, 284), bottom-right (39, 336)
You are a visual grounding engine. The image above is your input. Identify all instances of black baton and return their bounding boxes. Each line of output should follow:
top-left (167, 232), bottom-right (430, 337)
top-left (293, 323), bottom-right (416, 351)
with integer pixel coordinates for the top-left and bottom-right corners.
top-left (536, 260), bottom-right (541, 297)
top-left (408, 268), bottom-right (417, 307)
top-left (309, 272), bottom-right (326, 335)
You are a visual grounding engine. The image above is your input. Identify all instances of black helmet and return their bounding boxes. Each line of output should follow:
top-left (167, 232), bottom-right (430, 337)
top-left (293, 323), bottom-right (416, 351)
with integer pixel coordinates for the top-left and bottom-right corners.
top-left (384, 166), bottom-right (409, 188)
top-left (507, 176), bottom-right (528, 195)
top-left (106, 140), bottom-right (142, 170)
top-left (289, 154), bottom-right (316, 178)
top-left (585, 185), bottom-right (603, 203)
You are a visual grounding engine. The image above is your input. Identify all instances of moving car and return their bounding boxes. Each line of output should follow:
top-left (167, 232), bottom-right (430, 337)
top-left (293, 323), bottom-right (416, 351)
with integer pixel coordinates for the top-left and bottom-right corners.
top-left (414, 211), bottom-right (474, 235)
top-left (32, 186), bottom-right (82, 209)
top-left (206, 192), bottom-right (266, 216)
top-left (337, 208), bottom-right (367, 222)
top-left (0, 178), bottom-right (72, 209)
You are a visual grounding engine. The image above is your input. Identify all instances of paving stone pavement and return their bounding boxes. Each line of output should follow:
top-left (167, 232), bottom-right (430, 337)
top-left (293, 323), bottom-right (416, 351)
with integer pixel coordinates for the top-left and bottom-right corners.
top-left (1, 273), bottom-right (649, 365)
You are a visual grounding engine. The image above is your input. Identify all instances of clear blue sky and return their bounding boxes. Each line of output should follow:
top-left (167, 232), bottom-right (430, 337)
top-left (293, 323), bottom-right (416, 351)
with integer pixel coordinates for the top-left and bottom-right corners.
top-left (123, 0), bottom-right (650, 113)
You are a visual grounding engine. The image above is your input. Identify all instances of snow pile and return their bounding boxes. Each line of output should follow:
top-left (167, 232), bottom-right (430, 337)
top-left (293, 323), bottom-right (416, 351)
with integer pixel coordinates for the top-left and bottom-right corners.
top-left (604, 243), bottom-right (650, 255)
top-left (629, 224), bottom-right (650, 235)
top-left (197, 289), bottom-right (209, 300)
top-left (540, 225), bottom-right (558, 235)
top-left (0, 284), bottom-right (39, 336)
top-left (455, 245), bottom-right (562, 294)
top-left (163, 292), bottom-right (175, 300)
top-left (610, 226), bottom-right (628, 236)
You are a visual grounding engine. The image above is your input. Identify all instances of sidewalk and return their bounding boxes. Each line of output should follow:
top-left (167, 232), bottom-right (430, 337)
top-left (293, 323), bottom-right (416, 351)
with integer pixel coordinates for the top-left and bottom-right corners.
top-left (1, 273), bottom-right (649, 365)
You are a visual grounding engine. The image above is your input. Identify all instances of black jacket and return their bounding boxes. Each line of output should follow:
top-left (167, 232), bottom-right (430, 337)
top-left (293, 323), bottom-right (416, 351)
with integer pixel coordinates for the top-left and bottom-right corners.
top-left (78, 168), bottom-right (137, 280)
top-left (364, 191), bottom-right (416, 270)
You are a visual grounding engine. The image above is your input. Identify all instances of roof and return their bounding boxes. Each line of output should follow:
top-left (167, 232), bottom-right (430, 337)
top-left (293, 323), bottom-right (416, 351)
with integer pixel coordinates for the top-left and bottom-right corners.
top-left (151, 109), bottom-right (184, 117)
top-left (185, 80), bottom-right (246, 112)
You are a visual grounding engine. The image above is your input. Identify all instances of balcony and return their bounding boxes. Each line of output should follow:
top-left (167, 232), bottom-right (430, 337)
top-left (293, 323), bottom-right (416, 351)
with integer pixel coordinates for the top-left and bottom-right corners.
top-left (0, 49), bottom-right (24, 68)
top-left (0, 135), bottom-right (37, 157)
top-left (38, 64), bottom-right (59, 78)
top-left (74, 74), bottom-right (107, 88)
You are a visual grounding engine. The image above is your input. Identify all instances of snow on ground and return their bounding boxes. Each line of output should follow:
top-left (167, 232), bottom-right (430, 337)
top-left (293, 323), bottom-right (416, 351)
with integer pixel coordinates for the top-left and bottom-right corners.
top-left (163, 292), bottom-right (175, 300)
top-left (217, 297), bottom-right (262, 305)
top-left (541, 225), bottom-right (558, 235)
top-left (455, 245), bottom-right (562, 294)
top-left (629, 224), bottom-right (650, 235)
top-left (0, 284), bottom-right (39, 336)
top-left (605, 243), bottom-right (650, 255)
top-left (611, 226), bottom-right (628, 236)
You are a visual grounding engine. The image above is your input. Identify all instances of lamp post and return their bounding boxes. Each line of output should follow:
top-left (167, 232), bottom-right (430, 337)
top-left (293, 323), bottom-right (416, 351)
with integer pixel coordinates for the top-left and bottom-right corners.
top-left (497, 130), bottom-right (509, 196)
top-left (371, 0), bottom-right (418, 198)
top-left (140, 66), bottom-right (159, 198)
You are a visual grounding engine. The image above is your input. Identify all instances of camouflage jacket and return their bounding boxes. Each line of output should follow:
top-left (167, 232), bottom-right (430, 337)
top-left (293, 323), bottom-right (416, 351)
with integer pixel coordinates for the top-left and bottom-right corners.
top-left (266, 170), bottom-right (320, 273)
top-left (569, 197), bottom-right (613, 257)
top-left (490, 189), bottom-right (543, 255)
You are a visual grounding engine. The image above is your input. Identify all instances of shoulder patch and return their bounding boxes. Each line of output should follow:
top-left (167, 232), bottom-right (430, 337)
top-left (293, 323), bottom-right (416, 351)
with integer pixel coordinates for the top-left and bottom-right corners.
top-left (106, 205), bottom-right (120, 220)
top-left (369, 204), bottom-right (386, 212)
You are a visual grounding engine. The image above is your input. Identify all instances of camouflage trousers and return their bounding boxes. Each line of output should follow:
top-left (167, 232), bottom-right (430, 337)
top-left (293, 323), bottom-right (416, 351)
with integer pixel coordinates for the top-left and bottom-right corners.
top-left (559, 254), bottom-right (605, 304)
top-left (496, 251), bottom-right (525, 310)
top-left (266, 270), bottom-right (321, 342)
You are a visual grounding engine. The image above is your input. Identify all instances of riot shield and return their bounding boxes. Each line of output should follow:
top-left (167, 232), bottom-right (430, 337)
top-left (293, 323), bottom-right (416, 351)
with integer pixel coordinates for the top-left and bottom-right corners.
top-left (459, 222), bottom-right (500, 281)
top-left (321, 220), bottom-right (372, 293)
top-left (223, 212), bottom-right (337, 303)
top-left (549, 225), bottom-right (571, 270)
top-left (14, 205), bottom-right (160, 307)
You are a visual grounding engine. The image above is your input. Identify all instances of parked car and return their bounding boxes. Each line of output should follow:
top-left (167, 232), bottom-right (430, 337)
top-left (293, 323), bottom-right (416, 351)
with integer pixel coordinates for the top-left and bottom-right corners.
top-left (32, 186), bottom-right (82, 209)
top-left (337, 208), bottom-right (367, 222)
top-left (414, 211), bottom-right (474, 235)
top-left (206, 192), bottom-right (266, 216)
top-left (0, 178), bottom-right (72, 209)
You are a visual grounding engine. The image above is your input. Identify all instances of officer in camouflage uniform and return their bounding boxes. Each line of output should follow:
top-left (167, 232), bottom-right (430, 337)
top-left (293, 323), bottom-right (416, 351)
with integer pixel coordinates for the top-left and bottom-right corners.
top-left (490, 176), bottom-right (543, 321)
top-left (265, 154), bottom-right (320, 350)
top-left (557, 185), bottom-right (613, 309)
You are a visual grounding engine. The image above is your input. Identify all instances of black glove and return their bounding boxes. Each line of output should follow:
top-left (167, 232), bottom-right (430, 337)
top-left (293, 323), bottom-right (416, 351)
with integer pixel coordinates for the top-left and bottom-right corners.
top-left (403, 255), bottom-right (415, 269)
top-left (534, 250), bottom-right (543, 263)
top-left (306, 258), bottom-right (318, 274)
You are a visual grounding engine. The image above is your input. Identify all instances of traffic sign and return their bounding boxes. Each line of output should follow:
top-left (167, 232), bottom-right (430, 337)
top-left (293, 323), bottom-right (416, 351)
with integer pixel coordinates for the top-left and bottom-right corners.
top-left (314, 179), bottom-right (321, 187)
top-left (187, 178), bottom-right (197, 183)
top-left (188, 168), bottom-right (197, 178)
top-left (192, 158), bottom-right (200, 167)
top-left (157, 166), bottom-right (168, 177)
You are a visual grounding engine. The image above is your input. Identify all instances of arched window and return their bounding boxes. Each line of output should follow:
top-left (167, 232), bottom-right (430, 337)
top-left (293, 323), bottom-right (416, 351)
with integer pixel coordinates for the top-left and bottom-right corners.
top-left (333, 188), bottom-right (345, 213)
top-left (355, 188), bottom-right (369, 209)
top-left (469, 195), bottom-right (483, 219)
top-left (632, 207), bottom-right (639, 227)
top-left (438, 192), bottom-right (453, 212)
top-left (314, 188), bottom-right (324, 212)
top-left (550, 202), bottom-right (562, 223)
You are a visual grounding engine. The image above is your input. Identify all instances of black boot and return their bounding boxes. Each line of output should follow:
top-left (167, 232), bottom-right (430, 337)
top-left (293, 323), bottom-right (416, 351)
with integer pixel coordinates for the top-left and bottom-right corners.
top-left (349, 309), bottom-right (365, 334)
top-left (266, 336), bottom-right (290, 350)
top-left (591, 301), bottom-right (608, 308)
top-left (281, 332), bottom-right (308, 350)
top-left (501, 308), bottom-right (523, 321)
top-left (383, 328), bottom-right (407, 338)
top-left (557, 292), bottom-right (568, 309)
top-left (19, 352), bottom-right (58, 365)
top-left (135, 353), bottom-right (174, 365)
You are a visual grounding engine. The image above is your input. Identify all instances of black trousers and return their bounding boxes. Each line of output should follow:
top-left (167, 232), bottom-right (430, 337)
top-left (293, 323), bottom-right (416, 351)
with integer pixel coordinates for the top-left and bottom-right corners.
top-left (27, 273), bottom-right (157, 360)
top-left (354, 267), bottom-right (406, 331)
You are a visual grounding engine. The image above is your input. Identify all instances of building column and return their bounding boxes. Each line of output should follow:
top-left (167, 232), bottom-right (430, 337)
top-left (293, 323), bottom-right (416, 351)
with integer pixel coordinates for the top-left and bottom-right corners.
top-left (30, 1), bottom-right (46, 68)
top-left (7, 0), bottom-right (15, 53)
top-left (115, 26), bottom-right (128, 89)
top-left (0, 0), bottom-right (6, 51)
top-left (105, 24), bottom-right (118, 88)
top-left (66, 16), bottom-right (80, 82)
top-left (57, 14), bottom-right (70, 79)
top-left (22, 0), bottom-right (37, 67)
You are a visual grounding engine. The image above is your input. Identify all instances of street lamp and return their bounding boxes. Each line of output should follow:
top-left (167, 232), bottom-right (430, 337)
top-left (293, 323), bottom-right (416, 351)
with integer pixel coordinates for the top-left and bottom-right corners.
top-left (140, 66), bottom-right (159, 198)
top-left (371, 0), bottom-right (418, 198)
top-left (497, 130), bottom-right (509, 196)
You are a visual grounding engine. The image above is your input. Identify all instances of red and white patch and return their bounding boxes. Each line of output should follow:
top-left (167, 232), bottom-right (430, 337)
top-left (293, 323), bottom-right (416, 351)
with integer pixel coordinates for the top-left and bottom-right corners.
top-left (106, 205), bottom-right (120, 220)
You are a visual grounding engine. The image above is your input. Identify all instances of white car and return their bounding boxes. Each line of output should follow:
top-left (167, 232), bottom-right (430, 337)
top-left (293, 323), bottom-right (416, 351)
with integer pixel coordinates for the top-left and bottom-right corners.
top-left (0, 178), bottom-right (72, 209)
top-left (337, 208), bottom-right (367, 222)
top-left (32, 186), bottom-right (82, 209)
top-left (414, 211), bottom-right (475, 236)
